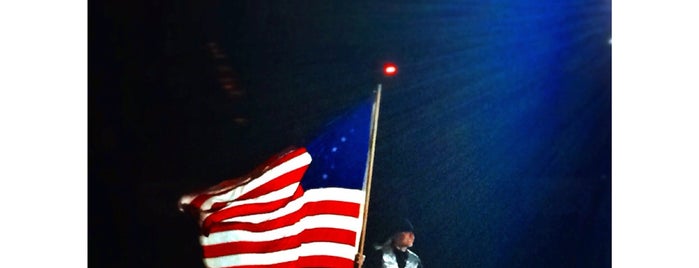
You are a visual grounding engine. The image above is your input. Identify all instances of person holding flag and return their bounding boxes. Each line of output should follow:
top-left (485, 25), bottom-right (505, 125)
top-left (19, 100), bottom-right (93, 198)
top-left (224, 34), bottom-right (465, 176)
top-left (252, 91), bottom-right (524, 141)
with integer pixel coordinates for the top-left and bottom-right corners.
top-left (361, 217), bottom-right (423, 268)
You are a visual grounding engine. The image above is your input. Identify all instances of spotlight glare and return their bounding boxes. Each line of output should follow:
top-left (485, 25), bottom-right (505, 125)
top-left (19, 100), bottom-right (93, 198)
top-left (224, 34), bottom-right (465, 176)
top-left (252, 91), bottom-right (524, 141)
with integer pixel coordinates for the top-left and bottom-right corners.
top-left (383, 63), bottom-right (398, 76)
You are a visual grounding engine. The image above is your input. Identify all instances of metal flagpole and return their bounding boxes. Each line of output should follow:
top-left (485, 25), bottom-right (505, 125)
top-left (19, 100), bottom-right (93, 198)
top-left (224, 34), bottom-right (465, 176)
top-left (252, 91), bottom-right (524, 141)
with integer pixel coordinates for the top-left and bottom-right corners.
top-left (357, 84), bottom-right (382, 263)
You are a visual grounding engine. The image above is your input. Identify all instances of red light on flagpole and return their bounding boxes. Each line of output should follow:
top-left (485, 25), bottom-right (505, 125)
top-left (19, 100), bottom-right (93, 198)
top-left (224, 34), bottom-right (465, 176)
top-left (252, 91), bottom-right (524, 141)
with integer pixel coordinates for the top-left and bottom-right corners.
top-left (383, 63), bottom-right (397, 76)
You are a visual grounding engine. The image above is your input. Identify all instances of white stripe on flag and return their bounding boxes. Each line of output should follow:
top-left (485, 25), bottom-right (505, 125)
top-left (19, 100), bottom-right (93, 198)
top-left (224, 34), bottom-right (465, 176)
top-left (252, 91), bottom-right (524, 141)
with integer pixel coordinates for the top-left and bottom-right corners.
top-left (203, 242), bottom-right (357, 268)
top-left (298, 241), bottom-right (359, 259)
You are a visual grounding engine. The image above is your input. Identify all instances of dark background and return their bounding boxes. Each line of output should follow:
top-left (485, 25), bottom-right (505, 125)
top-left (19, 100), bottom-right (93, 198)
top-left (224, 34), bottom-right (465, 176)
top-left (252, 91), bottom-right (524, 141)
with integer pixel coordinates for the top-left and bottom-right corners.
top-left (89, 0), bottom-right (611, 267)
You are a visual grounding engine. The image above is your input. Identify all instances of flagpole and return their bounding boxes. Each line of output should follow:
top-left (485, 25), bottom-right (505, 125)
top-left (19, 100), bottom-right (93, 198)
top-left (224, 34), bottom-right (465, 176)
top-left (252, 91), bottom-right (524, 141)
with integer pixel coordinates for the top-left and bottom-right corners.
top-left (358, 84), bottom-right (382, 261)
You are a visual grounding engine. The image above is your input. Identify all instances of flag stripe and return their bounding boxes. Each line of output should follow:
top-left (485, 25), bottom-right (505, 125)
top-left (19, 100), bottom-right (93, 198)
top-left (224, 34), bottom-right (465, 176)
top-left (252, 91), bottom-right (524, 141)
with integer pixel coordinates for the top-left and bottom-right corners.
top-left (298, 256), bottom-right (355, 268)
top-left (203, 227), bottom-right (357, 257)
top-left (215, 256), bottom-right (354, 268)
top-left (218, 261), bottom-right (298, 268)
top-left (203, 242), bottom-right (358, 267)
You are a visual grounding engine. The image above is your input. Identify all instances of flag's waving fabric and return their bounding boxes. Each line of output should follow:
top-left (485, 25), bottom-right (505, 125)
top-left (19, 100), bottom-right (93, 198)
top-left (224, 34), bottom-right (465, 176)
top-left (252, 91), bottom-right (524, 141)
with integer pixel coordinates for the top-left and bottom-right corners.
top-left (179, 99), bottom-right (374, 268)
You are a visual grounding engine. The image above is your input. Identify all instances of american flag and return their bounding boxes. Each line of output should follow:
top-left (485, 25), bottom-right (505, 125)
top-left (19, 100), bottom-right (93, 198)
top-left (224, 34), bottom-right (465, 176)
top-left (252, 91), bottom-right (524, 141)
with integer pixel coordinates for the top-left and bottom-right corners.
top-left (179, 99), bottom-right (375, 268)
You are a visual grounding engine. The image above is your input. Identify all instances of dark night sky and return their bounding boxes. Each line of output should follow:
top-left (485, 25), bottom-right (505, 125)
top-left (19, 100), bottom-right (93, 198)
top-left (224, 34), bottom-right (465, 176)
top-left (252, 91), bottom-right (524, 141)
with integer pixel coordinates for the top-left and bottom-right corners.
top-left (90, 0), bottom-right (611, 267)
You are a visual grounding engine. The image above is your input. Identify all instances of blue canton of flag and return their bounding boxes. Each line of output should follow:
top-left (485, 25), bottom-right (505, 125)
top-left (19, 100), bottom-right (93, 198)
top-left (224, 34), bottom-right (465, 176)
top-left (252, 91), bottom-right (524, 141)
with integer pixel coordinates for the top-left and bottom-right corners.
top-left (303, 98), bottom-right (374, 191)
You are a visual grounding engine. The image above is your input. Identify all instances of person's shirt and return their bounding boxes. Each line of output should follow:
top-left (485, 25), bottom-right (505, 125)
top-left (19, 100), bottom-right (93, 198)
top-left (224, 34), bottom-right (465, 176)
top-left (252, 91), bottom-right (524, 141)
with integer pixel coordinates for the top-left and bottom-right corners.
top-left (393, 247), bottom-right (409, 268)
top-left (364, 244), bottom-right (422, 268)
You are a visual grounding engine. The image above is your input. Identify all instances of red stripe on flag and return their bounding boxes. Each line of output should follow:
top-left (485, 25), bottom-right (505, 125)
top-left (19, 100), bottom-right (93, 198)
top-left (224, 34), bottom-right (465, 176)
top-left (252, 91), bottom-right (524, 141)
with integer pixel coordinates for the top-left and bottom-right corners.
top-left (300, 227), bottom-right (358, 246)
top-left (206, 200), bottom-right (361, 234)
top-left (218, 261), bottom-right (296, 268)
top-left (302, 200), bottom-right (362, 218)
top-left (202, 228), bottom-right (357, 258)
top-left (224, 258), bottom-right (354, 268)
